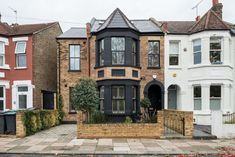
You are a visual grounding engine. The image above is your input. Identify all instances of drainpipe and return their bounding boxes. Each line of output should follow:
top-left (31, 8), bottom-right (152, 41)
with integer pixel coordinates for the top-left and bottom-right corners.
top-left (86, 23), bottom-right (91, 77)
top-left (56, 40), bottom-right (61, 99)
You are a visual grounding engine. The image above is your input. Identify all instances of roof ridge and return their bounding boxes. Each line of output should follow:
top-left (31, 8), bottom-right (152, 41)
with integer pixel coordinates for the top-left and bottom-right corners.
top-left (116, 8), bottom-right (138, 30)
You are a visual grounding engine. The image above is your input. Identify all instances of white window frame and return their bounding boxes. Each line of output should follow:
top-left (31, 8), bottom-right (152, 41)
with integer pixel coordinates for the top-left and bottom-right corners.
top-left (169, 40), bottom-right (180, 66)
top-left (0, 86), bottom-right (6, 111)
top-left (193, 85), bottom-right (202, 111)
top-left (0, 42), bottom-right (5, 67)
top-left (209, 85), bottom-right (222, 110)
top-left (210, 37), bottom-right (223, 64)
top-left (15, 41), bottom-right (27, 68)
top-left (17, 86), bottom-right (29, 109)
top-left (193, 39), bottom-right (202, 65)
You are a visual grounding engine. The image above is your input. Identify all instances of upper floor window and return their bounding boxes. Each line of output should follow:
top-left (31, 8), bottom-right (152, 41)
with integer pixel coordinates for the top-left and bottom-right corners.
top-left (210, 37), bottom-right (222, 64)
top-left (193, 39), bottom-right (201, 65)
top-left (169, 41), bottom-right (179, 66)
top-left (148, 41), bottom-right (160, 67)
top-left (210, 85), bottom-right (221, 110)
top-left (0, 42), bottom-right (5, 67)
top-left (69, 45), bottom-right (80, 71)
top-left (112, 86), bottom-right (125, 114)
top-left (193, 86), bottom-right (201, 110)
top-left (111, 37), bottom-right (125, 65)
top-left (15, 41), bottom-right (26, 67)
top-left (99, 39), bottom-right (104, 66)
top-left (131, 40), bottom-right (137, 66)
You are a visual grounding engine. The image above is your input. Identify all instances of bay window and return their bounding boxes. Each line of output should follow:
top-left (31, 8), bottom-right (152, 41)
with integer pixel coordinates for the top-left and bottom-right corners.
top-left (193, 39), bottom-right (201, 64)
top-left (99, 86), bottom-right (104, 112)
top-left (210, 37), bottom-right (222, 64)
top-left (0, 42), bottom-right (5, 67)
top-left (210, 85), bottom-right (221, 110)
top-left (169, 41), bottom-right (179, 66)
top-left (69, 45), bottom-right (80, 71)
top-left (15, 41), bottom-right (26, 67)
top-left (132, 86), bottom-right (137, 113)
top-left (193, 86), bottom-right (201, 110)
top-left (112, 86), bottom-right (125, 114)
top-left (111, 37), bottom-right (125, 65)
top-left (99, 39), bottom-right (105, 66)
top-left (131, 40), bottom-right (137, 66)
top-left (148, 41), bottom-right (160, 67)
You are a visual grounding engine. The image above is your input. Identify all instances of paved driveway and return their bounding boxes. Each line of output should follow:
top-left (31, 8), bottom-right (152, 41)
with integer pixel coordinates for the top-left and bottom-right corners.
top-left (0, 124), bottom-right (235, 156)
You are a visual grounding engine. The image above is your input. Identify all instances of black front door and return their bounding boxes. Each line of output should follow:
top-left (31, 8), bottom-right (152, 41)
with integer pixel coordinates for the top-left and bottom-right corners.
top-left (148, 85), bottom-right (162, 111)
top-left (42, 91), bottom-right (54, 110)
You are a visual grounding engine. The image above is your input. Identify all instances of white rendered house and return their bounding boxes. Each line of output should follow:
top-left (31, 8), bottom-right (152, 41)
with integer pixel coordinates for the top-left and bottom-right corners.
top-left (162, 0), bottom-right (235, 125)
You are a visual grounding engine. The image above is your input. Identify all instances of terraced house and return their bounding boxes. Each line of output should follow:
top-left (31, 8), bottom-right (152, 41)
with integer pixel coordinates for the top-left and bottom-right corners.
top-left (0, 22), bottom-right (62, 111)
top-left (57, 8), bottom-right (165, 122)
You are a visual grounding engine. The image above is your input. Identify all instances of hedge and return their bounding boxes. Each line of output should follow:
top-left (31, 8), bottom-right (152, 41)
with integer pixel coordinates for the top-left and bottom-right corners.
top-left (19, 110), bottom-right (60, 136)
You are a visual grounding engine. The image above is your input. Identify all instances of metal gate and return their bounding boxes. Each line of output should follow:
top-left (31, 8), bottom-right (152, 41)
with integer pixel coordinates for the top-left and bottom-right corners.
top-left (164, 116), bottom-right (185, 137)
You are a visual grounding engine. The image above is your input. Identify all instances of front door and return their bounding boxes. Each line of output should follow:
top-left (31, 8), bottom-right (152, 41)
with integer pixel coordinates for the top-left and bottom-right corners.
top-left (168, 86), bottom-right (177, 109)
top-left (147, 85), bottom-right (162, 116)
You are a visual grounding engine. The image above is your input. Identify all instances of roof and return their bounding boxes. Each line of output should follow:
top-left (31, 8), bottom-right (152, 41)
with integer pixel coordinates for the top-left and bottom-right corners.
top-left (97, 8), bottom-right (138, 32)
top-left (0, 22), bottom-right (58, 36)
top-left (58, 27), bottom-right (86, 39)
top-left (131, 20), bottom-right (162, 33)
top-left (160, 21), bottom-right (196, 34)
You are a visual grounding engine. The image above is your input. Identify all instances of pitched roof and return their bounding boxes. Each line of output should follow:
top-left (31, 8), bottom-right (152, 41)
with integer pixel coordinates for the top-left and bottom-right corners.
top-left (97, 8), bottom-right (138, 32)
top-left (0, 22), bottom-right (58, 36)
top-left (160, 21), bottom-right (196, 34)
top-left (131, 20), bottom-right (162, 33)
top-left (57, 27), bottom-right (86, 39)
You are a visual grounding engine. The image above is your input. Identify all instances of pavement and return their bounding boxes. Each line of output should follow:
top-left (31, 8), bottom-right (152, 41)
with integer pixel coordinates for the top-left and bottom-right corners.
top-left (0, 124), bottom-right (235, 156)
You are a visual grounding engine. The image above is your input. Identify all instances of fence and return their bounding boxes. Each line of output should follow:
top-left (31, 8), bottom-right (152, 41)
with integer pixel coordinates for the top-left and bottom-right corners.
top-left (223, 113), bottom-right (235, 124)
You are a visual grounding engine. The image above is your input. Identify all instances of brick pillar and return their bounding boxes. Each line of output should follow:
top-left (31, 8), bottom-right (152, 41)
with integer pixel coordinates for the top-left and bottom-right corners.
top-left (16, 112), bottom-right (26, 138)
top-left (184, 112), bottom-right (193, 137)
top-left (157, 111), bottom-right (164, 136)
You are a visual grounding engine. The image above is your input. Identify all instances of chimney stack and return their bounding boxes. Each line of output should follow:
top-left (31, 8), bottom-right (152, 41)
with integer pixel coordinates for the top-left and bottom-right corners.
top-left (162, 22), bottom-right (168, 33)
top-left (86, 23), bottom-right (91, 38)
top-left (212, 0), bottom-right (223, 19)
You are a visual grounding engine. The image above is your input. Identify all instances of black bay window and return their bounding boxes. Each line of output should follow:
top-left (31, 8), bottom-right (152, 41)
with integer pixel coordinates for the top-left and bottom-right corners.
top-left (131, 39), bottom-right (137, 66)
top-left (99, 39), bottom-right (105, 66)
top-left (112, 86), bottom-right (125, 114)
top-left (99, 86), bottom-right (104, 112)
top-left (111, 37), bottom-right (125, 65)
top-left (148, 41), bottom-right (160, 68)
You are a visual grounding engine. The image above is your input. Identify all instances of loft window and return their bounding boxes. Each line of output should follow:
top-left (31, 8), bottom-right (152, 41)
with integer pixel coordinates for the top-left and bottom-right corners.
top-left (99, 86), bottom-right (104, 112)
top-left (169, 41), bottom-right (179, 66)
top-left (112, 86), bottom-right (125, 114)
top-left (0, 42), bottom-right (5, 67)
top-left (193, 86), bottom-right (201, 110)
top-left (15, 41), bottom-right (26, 67)
top-left (148, 41), bottom-right (160, 67)
top-left (210, 85), bottom-right (221, 110)
top-left (69, 45), bottom-right (80, 71)
top-left (111, 37), bottom-right (125, 65)
top-left (210, 37), bottom-right (222, 64)
top-left (99, 39), bottom-right (104, 66)
top-left (131, 39), bottom-right (137, 66)
top-left (193, 39), bottom-right (201, 64)
top-left (132, 86), bottom-right (137, 113)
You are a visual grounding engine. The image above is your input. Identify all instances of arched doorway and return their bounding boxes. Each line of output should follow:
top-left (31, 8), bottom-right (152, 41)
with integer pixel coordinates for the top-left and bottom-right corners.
top-left (167, 85), bottom-right (180, 110)
top-left (144, 80), bottom-right (164, 114)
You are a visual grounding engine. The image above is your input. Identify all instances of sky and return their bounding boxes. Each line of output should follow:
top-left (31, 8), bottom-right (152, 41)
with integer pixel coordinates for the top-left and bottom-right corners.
top-left (0, 0), bottom-right (234, 32)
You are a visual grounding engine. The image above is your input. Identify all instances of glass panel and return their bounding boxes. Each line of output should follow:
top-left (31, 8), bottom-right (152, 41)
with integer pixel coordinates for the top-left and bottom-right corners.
top-left (210, 51), bottom-right (221, 64)
top-left (111, 38), bottom-right (125, 51)
top-left (148, 41), bottom-right (159, 54)
top-left (112, 87), bottom-right (118, 98)
top-left (148, 54), bottom-right (159, 67)
top-left (19, 95), bottom-right (27, 109)
top-left (18, 86), bottom-right (28, 92)
top-left (118, 86), bottom-right (124, 98)
top-left (100, 86), bottom-right (104, 98)
top-left (0, 87), bottom-right (3, 98)
top-left (210, 86), bottom-right (221, 97)
top-left (69, 87), bottom-right (75, 111)
top-left (0, 100), bottom-right (3, 110)
top-left (170, 41), bottom-right (179, 54)
top-left (169, 55), bottom-right (179, 65)
top-left (194, 99), bottom-right (202, 110)
top-left (210, 99), bottom-right (221, 110)
top-left (133, 86), bottom-right (136, 99)
top-left (17, 54), bottom-right (26, 67)
top-left (194, 52), bottom-right (201, 64)
top-left (99, 39), bottom-right (104, 52)
top-left (194, 86), bottom-right (201, 98)
top-left (0, 42), bottom-right (4, 53)
top-left (112, 100), bottom-right (118, 112)
top-left (132, 40), bottom-right (136, 53)
top-left (210, 42), bottom-right (221, 50)
top-left (119, 100), bottom-right (125, 112)
top-left (0, 55), bottom-right (4, 66)
top-left (112, 52), bottom-right (124, 64)
top-left (70, 58), bottom-right (80, 70)
top-left (193, 45), bottom-right (201, 52)
top-left (16, 42), bottom-right (26, 53)
top-left (70, 46), bottom-right (75, 57)
top-left (74, 46), bottom-right (80, 57)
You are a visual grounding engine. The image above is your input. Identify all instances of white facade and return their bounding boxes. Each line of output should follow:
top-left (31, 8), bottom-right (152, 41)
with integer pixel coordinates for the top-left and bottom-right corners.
top-left (164, 31), bottom-right (235, 125)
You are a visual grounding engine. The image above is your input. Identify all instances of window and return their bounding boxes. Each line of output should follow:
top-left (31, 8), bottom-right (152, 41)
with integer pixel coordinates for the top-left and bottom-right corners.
top-left (69, 87), bottom-right (76, 113)
top-left (69, 45), bottom-right (80, 71)
top-left (193, 86), bottom-right (201, 110)
top-left (0, 86), bottom-right (5, 111)
top-left (111, 37), bottom-right (125, 65)
top-left (210, 85), bottom-right (221, 110)
top-left (148, 41), bottom-right (160, 67)
top-left (112, 86), bottom-right (125, 114)
top-left (99, 86), bottom-right (104, 112)
top-left (99, 39), bottom-right (104, 66)
top-left (132, 86), bottom-right (137, 113)
top-left (210, 37), bottom-right (222, 64)
top-left (169, 41), bottom-right (179, 66)
top-left (15, 42), bottom-right (26, 67)
top-left (131, 40), bottom-right (137, 66)
top-left (0, 42), bottom-right (5, 66)
top-left (17, 86), bottom-right (28, 109)
top-left (193, 39), bottom-right (201, 64)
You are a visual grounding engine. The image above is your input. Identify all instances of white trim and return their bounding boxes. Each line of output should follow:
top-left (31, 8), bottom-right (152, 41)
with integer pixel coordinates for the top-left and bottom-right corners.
top-left (12, 37), bottom-right (28, 42)
top-left (0, 80), bottom-right (10, 89)
top-left (0, 37), bottom-right (9, 45)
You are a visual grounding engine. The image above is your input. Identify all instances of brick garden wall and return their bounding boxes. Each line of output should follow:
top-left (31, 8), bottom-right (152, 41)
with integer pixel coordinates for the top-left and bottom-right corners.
top-left (16, 112), bottom-right (26, 138)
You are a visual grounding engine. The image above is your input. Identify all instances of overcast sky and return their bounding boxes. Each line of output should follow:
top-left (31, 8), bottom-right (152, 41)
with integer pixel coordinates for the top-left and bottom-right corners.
top-left (0, 0), bottom-right (234, 32)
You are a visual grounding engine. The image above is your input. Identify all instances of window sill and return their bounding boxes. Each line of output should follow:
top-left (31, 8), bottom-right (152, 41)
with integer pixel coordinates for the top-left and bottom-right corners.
top-left (14, 67), bottom-right (27, 70)
top-left (0, 65), bottom-right (10, 70)
top-left (188, 64), bottom-right (233, 70)
top-left (168, 66), bottom-right (182, 70)
top-left (68, 70), bottom-right (81, 72)
top-left (147, 67), bottom-right (161, 69)
top-left (94, 65), bottom-right (141, 69)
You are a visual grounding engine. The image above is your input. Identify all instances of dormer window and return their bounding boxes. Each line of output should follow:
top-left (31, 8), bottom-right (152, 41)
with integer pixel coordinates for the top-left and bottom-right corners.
top-left (111, 37), bottom-right (125, 65)
top-left (210, 37), bottom-right (222, 64)
top-left (15, 41), bottom-right (27, 67)
top-left (0, 42), bottom-right (5, 67)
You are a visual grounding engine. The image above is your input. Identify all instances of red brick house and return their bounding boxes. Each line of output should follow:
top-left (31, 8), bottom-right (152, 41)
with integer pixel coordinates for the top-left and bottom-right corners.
top-left (0, 22), bottom-right (62, 111)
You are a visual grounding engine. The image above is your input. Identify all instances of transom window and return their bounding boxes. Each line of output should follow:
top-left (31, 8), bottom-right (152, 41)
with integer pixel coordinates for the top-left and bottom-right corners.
top-left (131, 40), bottom-right (137, 66)
top-left (169, 41), bottom-right (179, 66)
top-left (210, 85), bottom-right (221, 110)
top-left (193, 39), bottom-right (201, 65)
top-left (0, 42), bottom-right (5, 67)
top-left (15, 41), bottom-right (26, 67)
top-left (210, 37), bottom-right (222, 64)
top-left (111, 37), bottom-right (125, 65)
top-left (193, 86), bottom-right (201, 110)
top-left (112, 86), bottom-right (125, 114)
top-left (69, 45), bottom-right (80, 71)
top-left (148, 41), bottom-right (160, 67)
top-left (99, 86), bottom-right (104, 112)
top-left (99, 39), bottom-right (105, 66)
top-left (0, 86), bottom-right (5, 111)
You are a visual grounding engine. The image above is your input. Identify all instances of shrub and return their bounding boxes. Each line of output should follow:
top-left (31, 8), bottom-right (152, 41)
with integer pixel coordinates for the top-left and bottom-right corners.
top-left (90, 111), bottom-right (106, 124)
top-left (124, 116), bottom-right (133, 123)
top-left (58, 95), bottom-right (65, 123)
top-left (140, 98), bottom-right (151, 109)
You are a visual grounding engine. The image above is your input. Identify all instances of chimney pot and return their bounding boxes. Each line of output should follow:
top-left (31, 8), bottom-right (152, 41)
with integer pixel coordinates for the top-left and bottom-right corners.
top-left (213, 0), bottom-right (219, 6)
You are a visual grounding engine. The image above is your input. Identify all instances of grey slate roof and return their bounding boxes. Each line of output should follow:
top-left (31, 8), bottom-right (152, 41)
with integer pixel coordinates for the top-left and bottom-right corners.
top-left (131, 20), bottom-right (162, 33)
top-left (58, 27), bottom-right (86, 39)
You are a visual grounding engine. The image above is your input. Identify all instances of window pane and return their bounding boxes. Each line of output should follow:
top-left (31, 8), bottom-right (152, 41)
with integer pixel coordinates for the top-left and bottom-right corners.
top-left (17, 54), bottom-right (26, 67)
top-left (112, 100), bottom-right (118, 112)
top-left (100, 86), bottom-right (104, 98)
top-left (194, 86), bottom-right (201, 98)
top-left (210, 51), bottom-right (221, 64)
top-left (16, 42), bottom-right (26, 53)
top-left (19, 95), bottom-right (27, 109)
top-left (194, 99), bottom-right (202, 110)
top-left (118, 86), bottom-right (124, 98)
top-left (210, 86), bottom-right (221, 97)
top-left (193, 45), bottom-right (201, 52)
top-left (132, 86), bottom-right (136, 99)
top-left (0, 55), bottom-right (4, 66)
top-left (0, 100), bottom-right (3, 110)
top-left (112, 87), bottom-right (118, 98)
top-left (70, 58), bottom-right (80, 70)
top-left (0, 42), bottom-right (4, 53)
top-left (148, 54), bottom-right (159, 67)
top-left (169, 55), bottom-right (179, 65)
top-left (111, 38), bottom-right (125, 51)
top-left (132, 40), bottom-right (136, 53)
top-left (210, 99), bottom-right (221, 110)
top-left (99, 39), bottom-right (104, 52)
top-left (18, 86), bottom-right (28, 92)
top-left (170, 41), bottom-right (179, 54)
top-left (74, 46), bottom-right (80, 57)
top-left (112, 52), bottom-right (124, 64)
top-left (194, 52), bottom-right (201, 64)
top-left (119, 100), bottom-right (125, 112)
top-left (148, 41), bottom-right (159, 54)
top-left (0, 87), bottom-right (3, 98)
top-left (69, 87), bottom-right (75, 111)
top-left (210, 42), bottom-right (221, 50)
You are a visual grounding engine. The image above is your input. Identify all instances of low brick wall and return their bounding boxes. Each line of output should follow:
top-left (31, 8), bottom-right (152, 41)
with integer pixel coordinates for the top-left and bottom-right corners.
top-left (163, 109), bottom-right (193, 137)
top-left (16, 112), bottom-right (26, 138)
top-left (77, 111), bottom-right (164, 139)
